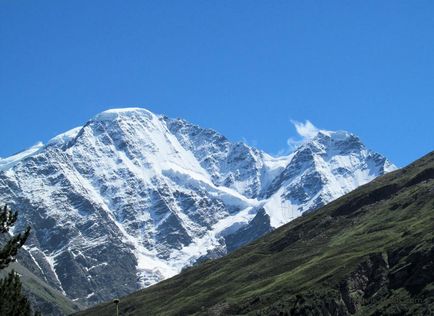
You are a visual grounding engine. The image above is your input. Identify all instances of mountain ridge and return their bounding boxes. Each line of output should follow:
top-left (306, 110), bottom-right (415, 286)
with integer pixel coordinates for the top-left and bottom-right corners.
top-left (0, 107), bottom-right (396, 308)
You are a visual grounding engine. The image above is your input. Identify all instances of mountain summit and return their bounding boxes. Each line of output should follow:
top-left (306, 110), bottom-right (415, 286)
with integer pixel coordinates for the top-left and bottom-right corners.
top-left (0, 108), bottom-right (395, 306)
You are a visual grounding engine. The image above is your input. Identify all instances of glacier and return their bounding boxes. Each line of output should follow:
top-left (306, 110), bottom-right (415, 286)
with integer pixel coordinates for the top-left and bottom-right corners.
top-left (0, 107), bottom-right (396, 306)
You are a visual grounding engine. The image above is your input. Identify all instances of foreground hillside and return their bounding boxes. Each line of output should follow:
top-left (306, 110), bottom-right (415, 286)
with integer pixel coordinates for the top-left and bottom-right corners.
top-left (78, 151), bottom-right (434, 315)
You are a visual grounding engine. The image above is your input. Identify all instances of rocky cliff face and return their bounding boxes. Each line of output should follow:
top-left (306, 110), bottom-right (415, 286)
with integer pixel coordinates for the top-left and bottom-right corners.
top-left (0, 108), bottom-right (395, 306)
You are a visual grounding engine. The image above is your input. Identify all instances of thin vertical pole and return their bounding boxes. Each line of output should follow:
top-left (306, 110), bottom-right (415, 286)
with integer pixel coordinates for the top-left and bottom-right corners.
top-left (113, 299), bottom-right (120, 316)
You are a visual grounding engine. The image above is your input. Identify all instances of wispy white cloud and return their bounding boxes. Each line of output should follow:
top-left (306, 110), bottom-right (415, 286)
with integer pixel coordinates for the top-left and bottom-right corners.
top-left (291, 120), bottom-right (319, 139)
top-left (286, 120), bottom-right (320, 151)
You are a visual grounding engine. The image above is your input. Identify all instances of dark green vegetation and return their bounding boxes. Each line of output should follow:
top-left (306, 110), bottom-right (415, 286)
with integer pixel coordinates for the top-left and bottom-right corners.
top-left (78, 151), bottom-right (434, 316)
top-left (0, 270), bottom-right (33, 316)
top-left (0, 261), bottom-right (82, 315)
top-left (0, 205), bottom-right (33, 315)
top-left (0, 205), bottom-right (30, 269)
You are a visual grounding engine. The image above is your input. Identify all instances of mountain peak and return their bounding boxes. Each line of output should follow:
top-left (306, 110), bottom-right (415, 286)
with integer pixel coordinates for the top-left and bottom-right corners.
top-left (299, 129), bottom-right (365, 155)
top-left (316, 129), bottom-right (353, 140)
top-left (93, 107), bottom-right (155, 122)
top-left (310, 129), bottom-right (359, 144)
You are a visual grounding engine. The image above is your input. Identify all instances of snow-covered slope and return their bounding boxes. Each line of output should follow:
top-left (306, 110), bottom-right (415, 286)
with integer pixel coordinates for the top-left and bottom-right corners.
top-left (261, 130), bottom-right (396, 227)
top-left (0, 108), bottom-right (396, 306)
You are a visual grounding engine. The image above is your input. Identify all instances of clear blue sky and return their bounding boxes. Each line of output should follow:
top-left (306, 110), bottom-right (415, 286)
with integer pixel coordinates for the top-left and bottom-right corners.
top-left (1, 1), bottom-right (433, 167)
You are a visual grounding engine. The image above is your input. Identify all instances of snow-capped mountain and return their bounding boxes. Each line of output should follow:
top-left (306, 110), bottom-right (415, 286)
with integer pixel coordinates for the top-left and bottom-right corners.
top-left (0, 108), bottom-right (396, 306)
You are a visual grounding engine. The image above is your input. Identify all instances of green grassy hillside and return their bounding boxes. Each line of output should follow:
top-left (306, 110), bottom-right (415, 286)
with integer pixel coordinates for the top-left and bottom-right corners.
top-left (77, 151), bottom-right (434, 316)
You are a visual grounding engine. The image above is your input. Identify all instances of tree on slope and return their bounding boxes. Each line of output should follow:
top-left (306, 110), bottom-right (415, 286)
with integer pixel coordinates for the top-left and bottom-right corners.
top-left (0, 205), bottom-right (34, 316)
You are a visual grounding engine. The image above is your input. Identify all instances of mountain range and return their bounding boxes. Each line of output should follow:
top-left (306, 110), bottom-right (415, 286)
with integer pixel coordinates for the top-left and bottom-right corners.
top-left (78, 151), bottom-right (434, 316)
top-left (0, 108), bottom-right (395, 311)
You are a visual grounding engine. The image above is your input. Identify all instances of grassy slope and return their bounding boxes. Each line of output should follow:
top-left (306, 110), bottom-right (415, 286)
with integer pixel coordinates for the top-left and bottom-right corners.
top-left (1, 261), bottom-right (82, 315)
top-left (78, 151), bottom-right (434, 316)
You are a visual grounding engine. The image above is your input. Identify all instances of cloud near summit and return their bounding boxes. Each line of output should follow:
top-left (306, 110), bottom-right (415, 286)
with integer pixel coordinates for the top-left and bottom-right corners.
top-left (291, 120), bottom-right (319, 140)
top-left (286, 120), bottom-right (321, 151)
